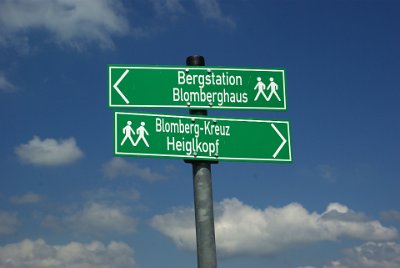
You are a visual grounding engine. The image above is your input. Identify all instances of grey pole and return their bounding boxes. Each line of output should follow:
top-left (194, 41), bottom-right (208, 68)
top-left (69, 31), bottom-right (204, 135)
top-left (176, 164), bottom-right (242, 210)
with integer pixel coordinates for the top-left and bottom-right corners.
top-left (185, 55), bottom-right (217, 268)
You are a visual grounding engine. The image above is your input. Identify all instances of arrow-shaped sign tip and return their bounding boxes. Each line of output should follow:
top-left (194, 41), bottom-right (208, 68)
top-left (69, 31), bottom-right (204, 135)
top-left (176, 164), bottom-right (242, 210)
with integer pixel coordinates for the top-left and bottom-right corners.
top-left (113, 69), bottom-right (130, 104)
top-left (271, 123), bottom-right (287, 158)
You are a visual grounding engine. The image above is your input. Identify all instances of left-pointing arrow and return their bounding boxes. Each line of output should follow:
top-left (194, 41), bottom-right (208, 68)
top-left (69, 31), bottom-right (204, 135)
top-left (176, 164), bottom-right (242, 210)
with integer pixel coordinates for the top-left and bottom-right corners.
top-left (271, 123), bottom-right (287, 158)
top-left (113, 69), bottom-right (130, 104)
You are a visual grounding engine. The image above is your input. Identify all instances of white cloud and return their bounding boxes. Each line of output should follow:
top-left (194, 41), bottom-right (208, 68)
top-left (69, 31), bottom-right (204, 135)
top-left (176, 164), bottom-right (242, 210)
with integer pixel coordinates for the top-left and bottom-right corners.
top-left (10, 192), bottom-right (44, 204)
top-left (381, 210), bottom-right (400, 222)
top-left (323, 241), bottom-right (400, 268)
top-left (194, 0), bottom-right (235, 28)
top-left (150, 0), bottom-right (235, 28)
top-left (103, 158), bottom-right (169, 182)
top-left (83, 188), bottom-right (141, 202)
top-left (0, 211), bottom-right (19, 235)
top-left (41, 214), bottom-right (63, 232)
top-left (15, 136), bottom-right (83, 166)
top-left (151, 0), bottom-right (185, 16)
top-left (151, 206), bottom-right (196, 250)
top-left (151, 198), bottom-right (398, 257)
top-left (40, 188), bottom-right (141, 236)
top-left (0, 0), bottom-right (234, 51)
top-left (0, 73), bottom-right (16, 92)
top-left (0, 0), bottom-right (129, 50)
top-left (66, 202), bottom-right (137, 235)
top-left (0, 239), bottom-right (136, 268)
top-left (324, 262), bottom-right (346, 268)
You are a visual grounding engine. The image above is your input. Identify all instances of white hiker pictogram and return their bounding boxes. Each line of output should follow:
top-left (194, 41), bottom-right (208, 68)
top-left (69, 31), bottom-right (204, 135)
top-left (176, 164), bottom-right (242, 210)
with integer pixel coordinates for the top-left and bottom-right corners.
top-left (266, 77), bottom-right (281, 101)
top-left (254, 77), bottom-right (268, 101)
top-left (121, 121), bottom-right (136, 146)
top-left (135, 122), bottom-right (149, 147)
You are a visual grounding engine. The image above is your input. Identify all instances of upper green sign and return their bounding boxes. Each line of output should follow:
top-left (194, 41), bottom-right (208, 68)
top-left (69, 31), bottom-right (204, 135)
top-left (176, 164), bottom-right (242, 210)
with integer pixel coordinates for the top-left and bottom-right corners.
top-left (115, 112), bottom-right (292, 163)
top-left (108, 65), bottom-right (286, 110)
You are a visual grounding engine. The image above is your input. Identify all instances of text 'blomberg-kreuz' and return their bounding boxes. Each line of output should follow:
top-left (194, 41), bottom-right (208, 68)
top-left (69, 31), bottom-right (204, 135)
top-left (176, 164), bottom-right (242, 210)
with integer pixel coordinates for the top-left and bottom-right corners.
top-left (156, 117), bottom-right (231, 156)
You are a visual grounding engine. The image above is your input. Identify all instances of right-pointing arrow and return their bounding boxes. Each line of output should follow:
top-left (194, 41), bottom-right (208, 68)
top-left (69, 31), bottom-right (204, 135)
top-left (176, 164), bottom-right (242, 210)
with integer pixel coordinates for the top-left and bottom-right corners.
top-left (113, 69), bottom-right (130, 104)
top-left (271, 123), bottom-right (287, 158)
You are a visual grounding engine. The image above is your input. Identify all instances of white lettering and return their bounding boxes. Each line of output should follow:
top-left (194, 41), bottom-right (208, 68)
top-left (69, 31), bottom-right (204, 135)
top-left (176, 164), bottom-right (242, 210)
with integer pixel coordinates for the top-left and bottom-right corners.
top-left (178, 71), bottom-right (186, 84)
top-left (177, 71), bottom-right (243, 87)
top-left (172, 88), bottom-right (180, 101)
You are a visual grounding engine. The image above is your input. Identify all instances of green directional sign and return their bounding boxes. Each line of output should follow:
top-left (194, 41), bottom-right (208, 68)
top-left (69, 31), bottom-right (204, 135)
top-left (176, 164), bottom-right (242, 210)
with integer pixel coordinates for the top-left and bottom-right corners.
top-left (114, 112), bottom-right (292, 162)
top-left (109, 65), bottom-right (286, 110)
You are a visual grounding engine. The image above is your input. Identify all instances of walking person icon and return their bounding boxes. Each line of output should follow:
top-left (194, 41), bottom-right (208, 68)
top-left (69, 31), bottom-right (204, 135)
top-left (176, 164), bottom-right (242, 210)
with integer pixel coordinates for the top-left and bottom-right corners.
top-left (254, 77), bottom-right (268, 101)
top-left (135, 122), bottom-right (149, 147)
top-left (267, 77), bottom-right (281, 101)
top-left (121, 121), bottom-right (136, 146)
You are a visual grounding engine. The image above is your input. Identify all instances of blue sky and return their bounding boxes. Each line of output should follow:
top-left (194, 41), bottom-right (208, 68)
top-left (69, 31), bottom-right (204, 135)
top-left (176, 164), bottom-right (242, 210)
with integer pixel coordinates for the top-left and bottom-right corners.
top-left (1, 0), bottom-right (400, 267)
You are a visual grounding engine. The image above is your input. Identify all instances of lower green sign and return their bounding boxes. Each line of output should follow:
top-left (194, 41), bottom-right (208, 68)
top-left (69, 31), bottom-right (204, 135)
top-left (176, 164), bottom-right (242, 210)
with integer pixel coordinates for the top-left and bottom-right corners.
top-left (115, 112), bottom-right (292, 162)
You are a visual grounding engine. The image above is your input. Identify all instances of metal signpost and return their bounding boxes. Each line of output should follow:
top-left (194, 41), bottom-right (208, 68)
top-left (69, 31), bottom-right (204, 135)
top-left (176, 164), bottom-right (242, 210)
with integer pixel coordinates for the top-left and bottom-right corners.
top-left (114, 112), bottom-right (292, 163)
top-left (108, 55), bottom-right (292, 268)
top-left (109, 64), bottom-right (286, 110)
top-left (184, 55), bottom-right (217, 268)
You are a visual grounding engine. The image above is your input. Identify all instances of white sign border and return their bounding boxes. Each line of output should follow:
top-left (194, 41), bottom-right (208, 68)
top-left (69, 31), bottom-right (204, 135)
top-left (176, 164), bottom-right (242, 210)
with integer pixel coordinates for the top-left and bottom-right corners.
top-left (109, 65), bottom-right (287, 111)
top-left (114, 112), bottom-right (292, 163)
